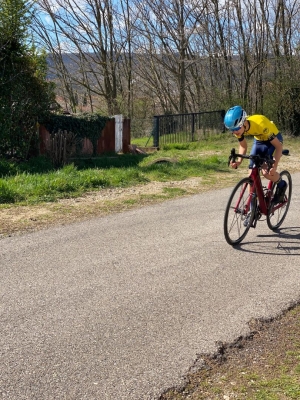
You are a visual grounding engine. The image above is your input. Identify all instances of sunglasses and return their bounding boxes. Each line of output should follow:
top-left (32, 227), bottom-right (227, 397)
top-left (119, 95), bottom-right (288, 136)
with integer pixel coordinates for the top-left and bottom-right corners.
top-left (230, 125), bottom-right (244, 132)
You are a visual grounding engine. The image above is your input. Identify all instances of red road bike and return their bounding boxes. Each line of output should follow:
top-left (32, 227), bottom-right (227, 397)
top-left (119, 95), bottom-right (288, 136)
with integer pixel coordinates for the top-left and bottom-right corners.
top-left (224, 148), bottom-right (292, 246)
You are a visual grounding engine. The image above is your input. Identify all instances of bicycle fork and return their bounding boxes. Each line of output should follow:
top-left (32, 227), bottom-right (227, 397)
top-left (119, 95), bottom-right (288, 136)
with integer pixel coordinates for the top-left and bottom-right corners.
top-left (249, 187), bottom-right (260, 228)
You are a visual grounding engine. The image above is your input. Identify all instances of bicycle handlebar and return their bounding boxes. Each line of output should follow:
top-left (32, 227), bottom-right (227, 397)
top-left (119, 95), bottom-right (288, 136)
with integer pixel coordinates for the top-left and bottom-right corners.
top-left (228, 148), bottom-right (275, 168)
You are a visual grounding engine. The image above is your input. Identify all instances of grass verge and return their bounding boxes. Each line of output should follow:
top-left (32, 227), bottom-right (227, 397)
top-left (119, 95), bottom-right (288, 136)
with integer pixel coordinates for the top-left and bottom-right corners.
top-left (1, 134), bottom-right (300, 205)
top-left (160, 305), bottom-right (300, 399)
top-left (0, 134), bottom-right (244, 205)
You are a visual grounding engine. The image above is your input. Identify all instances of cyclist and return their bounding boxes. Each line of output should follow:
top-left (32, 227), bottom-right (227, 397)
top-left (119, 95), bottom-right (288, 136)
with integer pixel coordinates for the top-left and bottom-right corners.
top-left (224, 105), bottom-right (287, 204)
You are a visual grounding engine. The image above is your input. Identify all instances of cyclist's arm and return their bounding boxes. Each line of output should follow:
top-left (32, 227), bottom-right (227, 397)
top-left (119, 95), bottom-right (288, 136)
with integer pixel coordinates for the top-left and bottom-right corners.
top-left (231, 137), bottom-right (247, 168)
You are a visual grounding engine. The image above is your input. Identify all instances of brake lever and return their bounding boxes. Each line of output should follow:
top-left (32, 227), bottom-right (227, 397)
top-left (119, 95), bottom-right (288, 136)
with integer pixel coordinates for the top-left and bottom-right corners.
top-left (261, 157), bottom-right (275, 173)
top-left (267, 159), bottom-right (275, 172)
top-left (228, 148), bottom-right (236, 166)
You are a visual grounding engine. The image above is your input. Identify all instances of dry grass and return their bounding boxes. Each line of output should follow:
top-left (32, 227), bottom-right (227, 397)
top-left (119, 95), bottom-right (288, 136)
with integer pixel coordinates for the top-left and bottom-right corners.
top-left (160, 306), bottom-right (300, 399)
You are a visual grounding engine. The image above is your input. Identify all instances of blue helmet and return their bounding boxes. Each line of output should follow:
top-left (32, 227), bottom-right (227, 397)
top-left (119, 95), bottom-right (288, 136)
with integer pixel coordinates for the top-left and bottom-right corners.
top-left (224, 106), bottom-right (247, 131)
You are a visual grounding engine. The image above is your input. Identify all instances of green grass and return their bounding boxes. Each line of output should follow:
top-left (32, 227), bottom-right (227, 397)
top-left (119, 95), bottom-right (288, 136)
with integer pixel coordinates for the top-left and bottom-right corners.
top-left (131, 136), bottom-right (153, 147)
top-left (1, 134), bottom-right (299, 205)
top-left (0, 136), bottom-right (231, 204)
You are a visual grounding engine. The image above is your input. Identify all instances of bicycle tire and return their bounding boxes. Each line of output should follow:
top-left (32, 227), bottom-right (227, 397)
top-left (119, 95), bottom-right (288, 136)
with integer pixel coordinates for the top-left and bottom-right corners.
top-left (224, 177), bottom-right (256, 245)
top-left (267, 170), bottom-right (292, 230)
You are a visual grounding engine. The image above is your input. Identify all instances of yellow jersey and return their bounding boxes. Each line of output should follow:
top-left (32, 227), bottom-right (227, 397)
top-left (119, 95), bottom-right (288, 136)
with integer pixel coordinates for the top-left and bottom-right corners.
top-left (235, 115), bottom-right (279, 141)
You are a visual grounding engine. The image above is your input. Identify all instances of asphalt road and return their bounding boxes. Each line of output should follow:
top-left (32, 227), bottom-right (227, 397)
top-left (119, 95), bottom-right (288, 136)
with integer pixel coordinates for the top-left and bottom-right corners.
top-left (1, 173), bottom-right (300, 400)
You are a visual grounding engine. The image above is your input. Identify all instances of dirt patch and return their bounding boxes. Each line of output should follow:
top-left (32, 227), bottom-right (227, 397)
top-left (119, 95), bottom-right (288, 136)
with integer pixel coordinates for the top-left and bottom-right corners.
top-left (0, 176), bottom-right (228, 238)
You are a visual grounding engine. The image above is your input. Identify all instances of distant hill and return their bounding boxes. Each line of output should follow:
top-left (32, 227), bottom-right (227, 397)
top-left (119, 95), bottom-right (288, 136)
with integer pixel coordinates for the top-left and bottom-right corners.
top-left (46, 53), bottom-right (82, 80)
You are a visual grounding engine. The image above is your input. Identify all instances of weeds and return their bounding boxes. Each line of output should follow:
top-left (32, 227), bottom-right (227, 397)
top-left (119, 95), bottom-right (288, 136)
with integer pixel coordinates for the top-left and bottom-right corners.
top-left (1, 135), bottom-right (299, 205)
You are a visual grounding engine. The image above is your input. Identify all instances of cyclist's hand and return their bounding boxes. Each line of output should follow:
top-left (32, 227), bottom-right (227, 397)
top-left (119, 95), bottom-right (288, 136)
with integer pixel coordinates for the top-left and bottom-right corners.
top-left (268, 167), bottom-right (276, 176)
top-left (230, 161), bottom-right (241, 169)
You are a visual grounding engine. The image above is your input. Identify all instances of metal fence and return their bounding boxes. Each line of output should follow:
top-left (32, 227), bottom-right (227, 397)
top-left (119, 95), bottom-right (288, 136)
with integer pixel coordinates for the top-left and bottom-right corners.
top-left (152, 110), bottom-right (226, 147)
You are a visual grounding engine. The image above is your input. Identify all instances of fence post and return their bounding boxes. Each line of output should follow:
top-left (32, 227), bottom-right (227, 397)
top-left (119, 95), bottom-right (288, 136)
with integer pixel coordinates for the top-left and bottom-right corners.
top-left (221, 109), bottom-right (226, 133)
top-left (114, 114), bottom-right (123, 152)
top-left (191, 113), bottom-right (195, 141)
top-left (153, 116), bottom-right (159, 148)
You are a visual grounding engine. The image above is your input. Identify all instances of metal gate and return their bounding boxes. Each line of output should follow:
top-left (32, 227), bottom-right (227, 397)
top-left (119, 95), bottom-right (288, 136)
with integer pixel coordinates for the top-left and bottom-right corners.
top-left (153, 110), bottom-right (226, 147)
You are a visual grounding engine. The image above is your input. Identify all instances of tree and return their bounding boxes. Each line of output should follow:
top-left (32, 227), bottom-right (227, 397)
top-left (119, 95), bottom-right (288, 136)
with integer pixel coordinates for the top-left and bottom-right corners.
top-left (0, 0), bottom-right (55, 159)
top-left (33, 0), bottom-right (131, 115)
top-left (31, 0), bottom-right (300, 134)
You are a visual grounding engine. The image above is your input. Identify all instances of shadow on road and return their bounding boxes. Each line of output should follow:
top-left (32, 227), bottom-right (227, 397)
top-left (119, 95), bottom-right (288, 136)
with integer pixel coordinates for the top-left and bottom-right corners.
top-left (232, 226), bottom-right (300, 255)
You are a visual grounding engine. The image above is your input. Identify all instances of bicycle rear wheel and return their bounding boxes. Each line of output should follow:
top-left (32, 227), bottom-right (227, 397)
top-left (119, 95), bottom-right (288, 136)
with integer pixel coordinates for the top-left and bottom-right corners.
top-left (267, 170), bottom-right (292, 230)
top-left (224, 177), bottom-right (256, 245)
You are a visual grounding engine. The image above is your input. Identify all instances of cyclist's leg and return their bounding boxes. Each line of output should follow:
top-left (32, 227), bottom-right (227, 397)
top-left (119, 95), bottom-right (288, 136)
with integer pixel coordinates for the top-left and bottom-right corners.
top-left (268, 132), bottom-right (283, 164)
top-left (248, 138), bottom-right (257, 170)
top-left (262, 133), bottom-right (283, 182)
top-left (256, 140), bottom-right (280, 182)
top-left (261, 133), bottom-right (287, 202)
top-left (269, 133), bottom-right (287, 200)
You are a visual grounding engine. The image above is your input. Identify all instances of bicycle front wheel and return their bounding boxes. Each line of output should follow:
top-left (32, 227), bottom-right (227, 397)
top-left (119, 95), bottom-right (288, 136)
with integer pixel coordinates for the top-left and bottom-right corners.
top-left (267, 170), bottom-right (292, 230)
top-left (224, 177), bottom-right (256, 246)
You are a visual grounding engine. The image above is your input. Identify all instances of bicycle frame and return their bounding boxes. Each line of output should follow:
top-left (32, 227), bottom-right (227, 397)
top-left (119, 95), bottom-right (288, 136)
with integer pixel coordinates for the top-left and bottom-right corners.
top-left (234, 166), bottom-right (271, 218)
